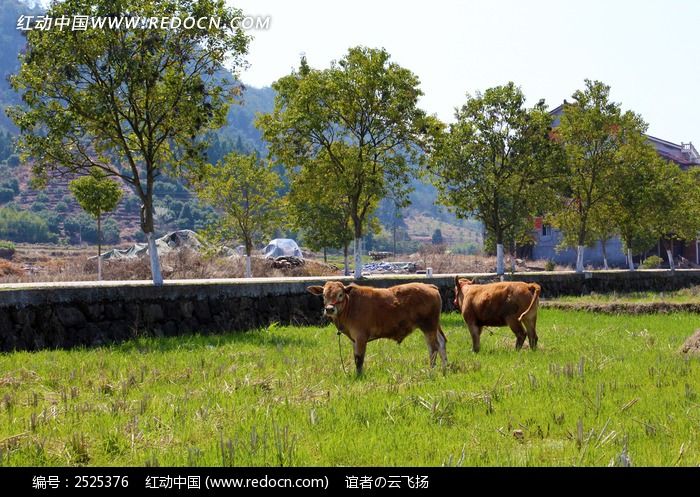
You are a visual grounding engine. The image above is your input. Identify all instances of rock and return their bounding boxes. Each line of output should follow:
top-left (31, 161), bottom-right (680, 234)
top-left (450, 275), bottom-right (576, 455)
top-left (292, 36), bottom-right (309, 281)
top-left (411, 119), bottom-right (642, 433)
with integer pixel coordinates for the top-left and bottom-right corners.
top-left (55, 307), bottom-right (86, 328)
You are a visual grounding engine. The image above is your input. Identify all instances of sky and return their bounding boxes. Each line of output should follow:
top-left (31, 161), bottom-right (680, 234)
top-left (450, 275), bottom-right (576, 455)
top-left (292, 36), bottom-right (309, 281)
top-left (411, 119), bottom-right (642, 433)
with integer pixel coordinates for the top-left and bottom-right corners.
top-left (230, 0), bottom-right (700, 144)
top-left (17, 0), bottom-right (700, 143)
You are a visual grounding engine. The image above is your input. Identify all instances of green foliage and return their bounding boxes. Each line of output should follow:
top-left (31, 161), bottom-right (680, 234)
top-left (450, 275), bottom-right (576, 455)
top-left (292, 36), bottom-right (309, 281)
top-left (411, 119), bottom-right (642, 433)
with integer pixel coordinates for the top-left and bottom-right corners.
top-left (432, 228), bottom-right (444, 245)
top-left (64, 212), bottom-right (120, 245)
top-left (544, 259), bottom-right (556, 271)
top-left (259, 48), bottom-right (436, 246)
top-left (0, 240), bottom-right (15, 250)
top-left (430, 82), bottom-right (561, 266)
top-left (640, 255), bottom-right (663, 269)
top-left (0, 206), bottom-right (57, 243)
top-left (69, 171), bottom-right (123, 220)
top-left (194, 153), bottom-right (285, 255)
top-left (0, 187), bottom-right (15, 203)
top-left (55, 201), bottom-right (69, 213)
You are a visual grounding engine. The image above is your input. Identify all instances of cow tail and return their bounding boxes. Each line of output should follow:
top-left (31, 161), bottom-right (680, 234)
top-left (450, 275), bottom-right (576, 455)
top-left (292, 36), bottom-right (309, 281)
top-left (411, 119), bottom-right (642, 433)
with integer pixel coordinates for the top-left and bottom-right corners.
top-left (518, 284), bottom-right (541, 321)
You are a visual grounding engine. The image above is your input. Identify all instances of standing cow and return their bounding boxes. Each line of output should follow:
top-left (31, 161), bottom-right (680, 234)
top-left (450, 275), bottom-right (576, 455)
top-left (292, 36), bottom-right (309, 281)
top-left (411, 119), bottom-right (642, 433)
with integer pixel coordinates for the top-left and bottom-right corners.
top-left (453, 277), bottom-right (541, 352)
top-left (307, 281), bottom-right (447, 374)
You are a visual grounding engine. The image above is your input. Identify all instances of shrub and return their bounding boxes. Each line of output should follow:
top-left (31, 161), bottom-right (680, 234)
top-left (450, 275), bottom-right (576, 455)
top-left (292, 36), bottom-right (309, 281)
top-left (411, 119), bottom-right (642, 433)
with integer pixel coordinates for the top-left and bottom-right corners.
top-left (544, 259), bottom-right (556, 271)
top-left (640, 255), bottom-right (663, 269)
top-left (0, 207), bottom-right (55, 243)
top-left (0, 187), bottom-right (15, 203)
top-left (0, 240), bottom-right (15, 260)
top-left (55, 201), bottom-right (69, 212)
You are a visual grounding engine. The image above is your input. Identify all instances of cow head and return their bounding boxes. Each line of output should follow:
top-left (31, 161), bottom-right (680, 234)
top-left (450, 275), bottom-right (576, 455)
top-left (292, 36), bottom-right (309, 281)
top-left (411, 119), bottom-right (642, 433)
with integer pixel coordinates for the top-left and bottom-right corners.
top-left (307, 281), bottom-right (354, 319)
top-left (453, 276), bottom-right (473, 308)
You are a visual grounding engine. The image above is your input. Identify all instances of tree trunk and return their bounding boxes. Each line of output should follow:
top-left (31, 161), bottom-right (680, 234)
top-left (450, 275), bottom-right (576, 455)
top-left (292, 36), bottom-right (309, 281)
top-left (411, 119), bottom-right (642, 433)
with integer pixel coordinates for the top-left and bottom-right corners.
top-left (353, 237), bottom-right (363, 279)
top-left (245, 255), bottom-right (252, 278)
top-left (576, 246), bottom-right (585, 273)
top-left (343, 243), bottom-right (349, 276)
top-left (601, 239), bottom-right (609, 270)
top-left (627, 248), bottom-right (635, 271)
top-left (496, 243), bottom-right (505, 275)
top-left (146, 232), bottom-right (163, 286)
top-left (141, 199), bottom-right (163, 286)
top-left (97, 213), bottom-right (102, 281)
top-left (323, 247), bottom-right (327, 263)
top-left (666, 249), bottom-right (675, 272)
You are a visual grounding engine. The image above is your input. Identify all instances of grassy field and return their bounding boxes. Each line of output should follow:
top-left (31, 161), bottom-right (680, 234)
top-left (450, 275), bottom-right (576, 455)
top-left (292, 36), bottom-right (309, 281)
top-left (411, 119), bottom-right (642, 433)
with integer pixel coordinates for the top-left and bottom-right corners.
top-left (554, 286), bottom-right (700, 304)
top-left (1, 310), bottom-right (699, 467)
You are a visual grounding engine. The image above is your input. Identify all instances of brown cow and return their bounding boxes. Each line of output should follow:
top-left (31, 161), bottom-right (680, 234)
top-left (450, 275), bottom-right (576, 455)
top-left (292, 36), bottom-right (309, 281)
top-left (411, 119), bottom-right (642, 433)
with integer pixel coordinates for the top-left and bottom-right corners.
top-left (453, 277), bottom-right (541, 353)
top-left (307, 281), bottom-right (447, 374)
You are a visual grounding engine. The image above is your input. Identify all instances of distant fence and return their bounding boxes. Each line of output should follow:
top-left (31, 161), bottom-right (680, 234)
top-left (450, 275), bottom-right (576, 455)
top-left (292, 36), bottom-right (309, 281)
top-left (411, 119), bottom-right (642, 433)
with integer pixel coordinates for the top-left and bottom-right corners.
top-left (2, 269), bottom-right (700, 352)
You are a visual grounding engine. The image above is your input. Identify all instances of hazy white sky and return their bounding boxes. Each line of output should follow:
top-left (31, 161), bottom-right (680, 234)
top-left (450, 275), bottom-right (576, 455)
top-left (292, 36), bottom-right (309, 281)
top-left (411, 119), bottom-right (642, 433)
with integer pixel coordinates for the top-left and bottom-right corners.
top-left (231, 0), bottom-right (700, 144)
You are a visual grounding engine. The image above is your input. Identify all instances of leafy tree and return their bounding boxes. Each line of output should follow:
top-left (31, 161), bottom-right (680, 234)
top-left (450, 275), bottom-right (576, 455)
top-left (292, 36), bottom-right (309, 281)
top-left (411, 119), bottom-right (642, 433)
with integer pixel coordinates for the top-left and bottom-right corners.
top-left (607, 132), bottom-right (669, 269)
top-left (69, 170), bottom-right (123, 280)
top-left (8, 0), bottom-right (250, 285)
top-left (549, 80), bottom-right (650, 272)
top-left (288, 151), bottom-right (353, 270)
top-left (194, 153), bottom-right (284, 278)
top-left (642, 165), bottom-right (700, 270)
top-left (432, 228), bottom-right (444, 245)
top-left (259, 48), bottom-right (435, 278)
top-left (430, 82), bottom-right (561, 274)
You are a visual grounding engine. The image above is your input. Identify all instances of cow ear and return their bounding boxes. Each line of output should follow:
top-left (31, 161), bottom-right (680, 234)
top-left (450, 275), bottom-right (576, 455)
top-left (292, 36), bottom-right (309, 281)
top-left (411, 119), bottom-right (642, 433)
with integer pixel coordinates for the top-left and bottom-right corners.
top-left (343, 285), bottom-right (355, 294)
top-left (307, 286), bottom-right (324, 296)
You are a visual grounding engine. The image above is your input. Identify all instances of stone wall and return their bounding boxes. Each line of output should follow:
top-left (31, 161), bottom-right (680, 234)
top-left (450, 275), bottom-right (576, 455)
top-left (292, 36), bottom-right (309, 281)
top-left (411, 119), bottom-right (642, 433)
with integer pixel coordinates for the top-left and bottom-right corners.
top-left (2, 270), bottom-right (700, 352)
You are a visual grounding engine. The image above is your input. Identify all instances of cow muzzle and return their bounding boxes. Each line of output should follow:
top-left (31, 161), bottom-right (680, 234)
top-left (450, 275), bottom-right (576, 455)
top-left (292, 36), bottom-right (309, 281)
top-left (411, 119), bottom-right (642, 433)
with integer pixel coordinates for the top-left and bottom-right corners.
top-left (324, 305), bottom-right (337, 317)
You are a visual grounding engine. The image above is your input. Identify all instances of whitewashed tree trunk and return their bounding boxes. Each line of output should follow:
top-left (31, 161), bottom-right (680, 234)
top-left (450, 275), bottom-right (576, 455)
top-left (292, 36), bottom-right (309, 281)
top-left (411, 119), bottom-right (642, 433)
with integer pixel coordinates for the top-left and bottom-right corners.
top-left (245, 255), bottom-right (252, 278)
top-left (627, 248), bottom-right (635, 271)
top-left (97, 214), bottom-right (102, 281)
top-left (353, 237), bottom-right (362, 279)
top-left (601, 241), bottom-right (609, 270)
top-left (147, 232), bottom-right (164, 286)
top-left (496, 243), bottom-right (505, 275)
top-left (343, 243), bottom-right (350, 276)
top-left (666, 249), bottom-right (675, 271)
top-left (576, 245), bottom-right (585, 273)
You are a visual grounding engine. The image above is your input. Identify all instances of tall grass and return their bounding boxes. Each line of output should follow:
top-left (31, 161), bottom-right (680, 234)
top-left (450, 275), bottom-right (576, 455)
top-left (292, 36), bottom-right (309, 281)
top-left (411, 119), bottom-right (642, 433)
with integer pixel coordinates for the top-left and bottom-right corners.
top-left (0, 310), bottom-right (698, 466)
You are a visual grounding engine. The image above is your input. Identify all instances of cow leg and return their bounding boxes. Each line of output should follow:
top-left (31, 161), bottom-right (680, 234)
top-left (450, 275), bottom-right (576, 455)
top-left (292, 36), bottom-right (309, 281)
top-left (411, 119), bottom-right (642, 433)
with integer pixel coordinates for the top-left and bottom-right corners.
top-left (438, 327), bottom-right (448, 368)
top-left (522, 314), bottom-right (538, 350)
top-left (467, 323), bottom-right (482, 353)
top-left (353, 338), bottom-right (367, 375)
top-left (508, 318), bottom-right (527, 350)
top-left (423, 328), bottom-right (447, 370)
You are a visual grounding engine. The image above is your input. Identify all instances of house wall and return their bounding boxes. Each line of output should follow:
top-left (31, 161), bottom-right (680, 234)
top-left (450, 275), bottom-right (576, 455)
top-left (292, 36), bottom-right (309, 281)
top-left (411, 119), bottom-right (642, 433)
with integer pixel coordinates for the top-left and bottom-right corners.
top-left (531, 228), bottom-right (627, 267)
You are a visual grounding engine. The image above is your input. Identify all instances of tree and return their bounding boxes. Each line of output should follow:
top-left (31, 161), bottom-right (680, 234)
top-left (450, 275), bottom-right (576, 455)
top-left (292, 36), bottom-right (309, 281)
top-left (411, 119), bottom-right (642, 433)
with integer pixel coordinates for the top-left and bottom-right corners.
top-left (8, 0), bottom-right (249, 285)
top-left (430, 82), bottom-right (560, 275)
top-left (194, 153), bottom-right (284, 278)
top-left (258, 48), bottom-right (435, 278)
top-left (288, 154), bottom-right (353, 272)
top-left (69, 169), bottom-right (123, 280)
top-left (643, 165), bottom-right (700, 271)
top-left (549, 80), bottom-right (650, 272)
top-left (431, 228), bottom-right (444, 245)
top-left (607, 132), bottom-right (669, 270)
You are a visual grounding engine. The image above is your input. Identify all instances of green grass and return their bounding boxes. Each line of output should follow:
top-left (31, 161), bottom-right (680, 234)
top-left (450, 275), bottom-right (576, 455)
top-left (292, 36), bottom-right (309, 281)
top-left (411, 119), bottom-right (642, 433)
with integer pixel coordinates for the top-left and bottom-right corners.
top-left (553, 286), bottom-right (700, 304)
top-left (1, 310), bottom-right (699, 467)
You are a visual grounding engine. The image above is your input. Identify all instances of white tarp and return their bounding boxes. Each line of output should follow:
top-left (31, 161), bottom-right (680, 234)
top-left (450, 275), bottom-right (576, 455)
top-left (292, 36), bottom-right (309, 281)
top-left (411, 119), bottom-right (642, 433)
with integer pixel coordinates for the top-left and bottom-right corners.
top-left (99, 230), bottom-right (203, 260)
top-left (263, 238), bottom-right (303, 259)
